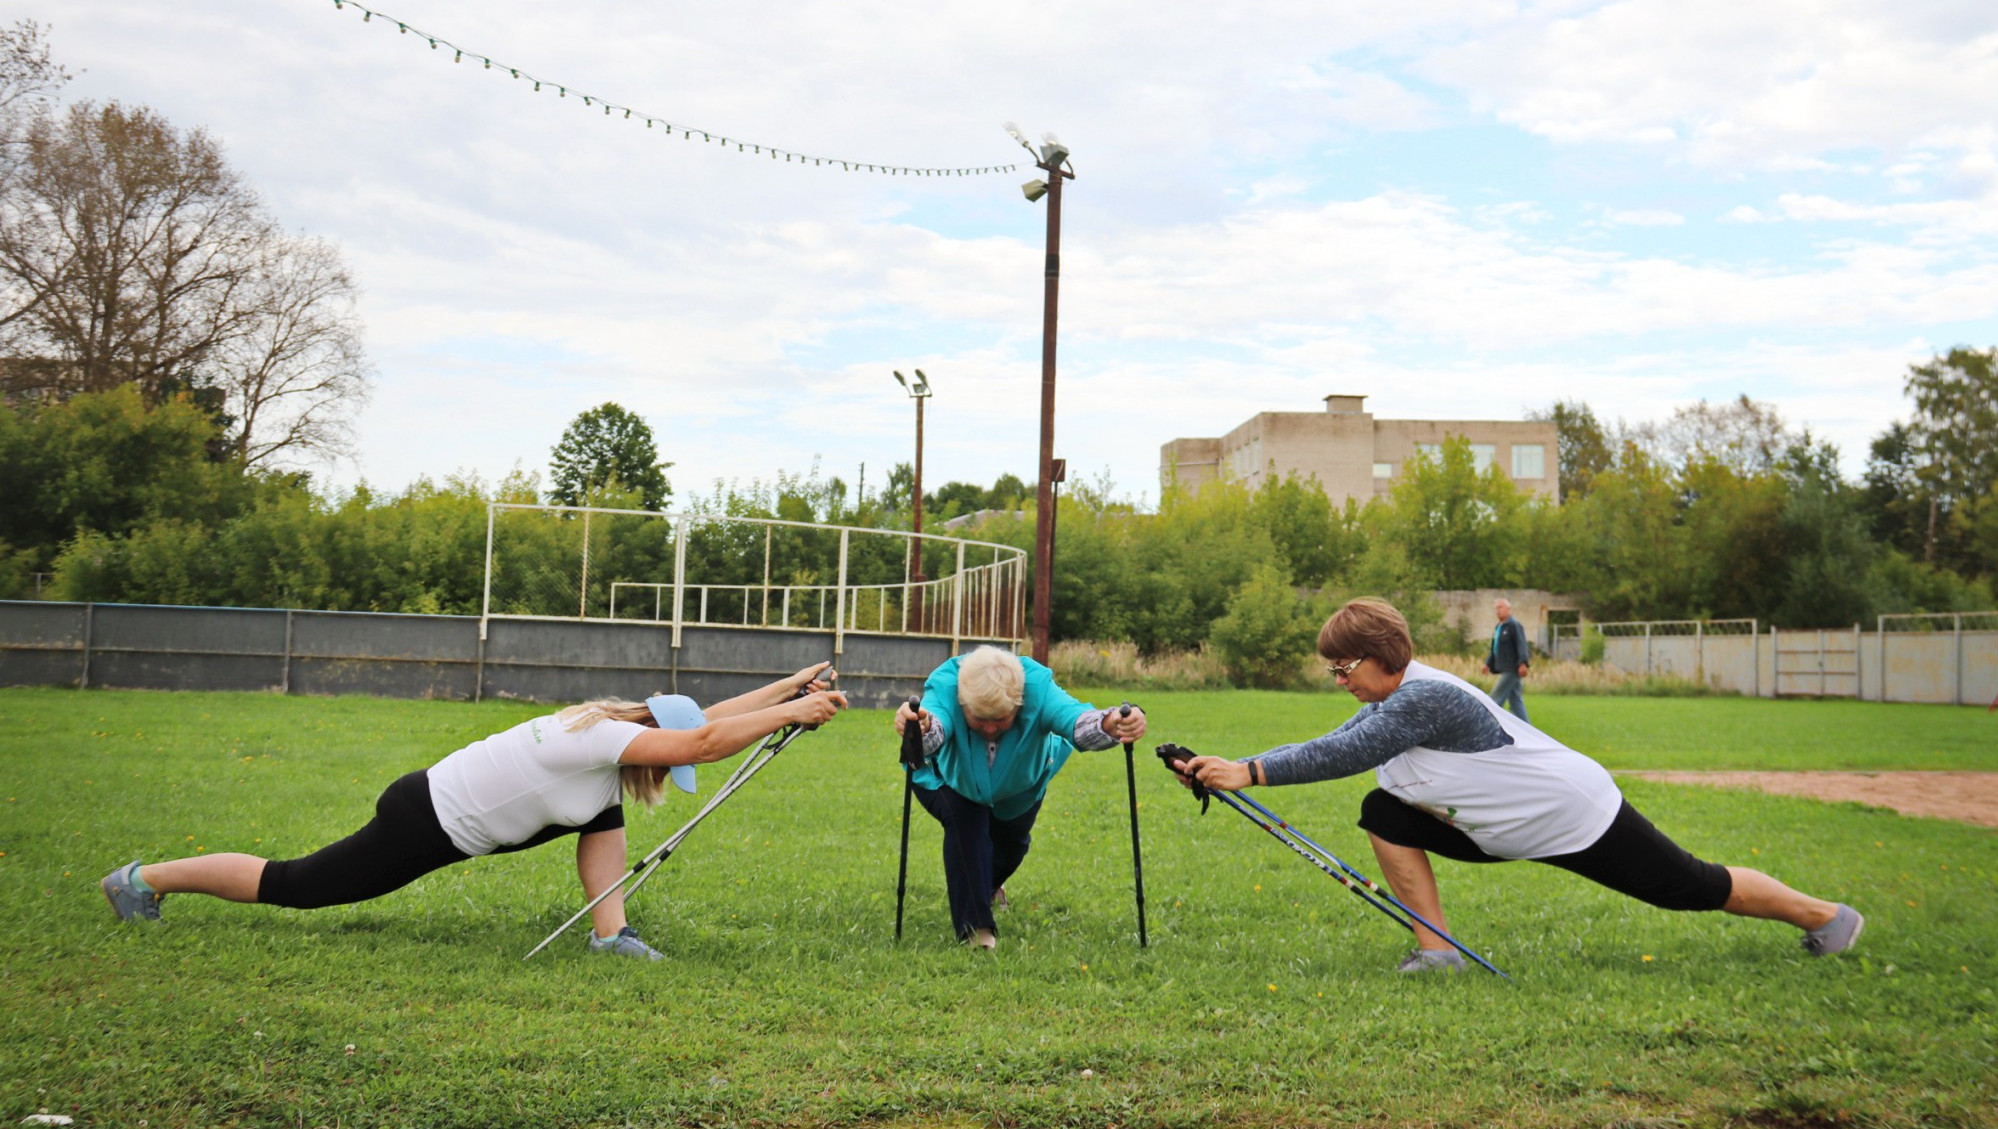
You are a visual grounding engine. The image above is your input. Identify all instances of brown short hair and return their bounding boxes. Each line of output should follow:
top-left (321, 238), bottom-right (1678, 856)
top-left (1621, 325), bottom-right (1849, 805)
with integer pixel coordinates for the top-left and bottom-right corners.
top-left (1316, 597), bottom-right (1413, 673)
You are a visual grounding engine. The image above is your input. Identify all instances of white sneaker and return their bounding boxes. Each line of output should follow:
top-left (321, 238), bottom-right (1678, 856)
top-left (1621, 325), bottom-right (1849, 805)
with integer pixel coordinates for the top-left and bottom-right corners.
top-left (588, 926), bottom-right (664, 961)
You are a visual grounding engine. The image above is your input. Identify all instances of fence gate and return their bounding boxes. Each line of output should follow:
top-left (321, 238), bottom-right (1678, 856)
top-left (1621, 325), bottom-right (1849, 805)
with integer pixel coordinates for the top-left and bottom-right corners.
top-left (1771, 625), bottom-right (1859, 697)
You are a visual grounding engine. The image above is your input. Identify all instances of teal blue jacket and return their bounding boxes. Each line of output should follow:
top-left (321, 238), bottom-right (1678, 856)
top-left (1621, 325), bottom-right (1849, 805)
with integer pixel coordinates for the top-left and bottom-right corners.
top-left (910, 655), bottom-right (1095, 820)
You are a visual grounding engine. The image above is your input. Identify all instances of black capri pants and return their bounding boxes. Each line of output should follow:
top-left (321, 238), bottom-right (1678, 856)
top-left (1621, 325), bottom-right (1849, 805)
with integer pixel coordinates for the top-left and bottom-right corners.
top-left (257, 770), bottom-right (625, 909)
top-left (1358, 789), bottom-right (1733, 911)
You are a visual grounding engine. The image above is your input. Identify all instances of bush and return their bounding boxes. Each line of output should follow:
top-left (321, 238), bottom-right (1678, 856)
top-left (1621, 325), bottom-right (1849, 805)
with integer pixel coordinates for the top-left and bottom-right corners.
top-left (1580, 624), bottom-right (1606, 665)
top-left (1209, 562), bottom-right (1319, 688)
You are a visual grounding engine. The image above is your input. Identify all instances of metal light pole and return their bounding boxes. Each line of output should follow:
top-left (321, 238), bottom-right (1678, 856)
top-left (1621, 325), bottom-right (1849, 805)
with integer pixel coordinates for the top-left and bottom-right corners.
top-left (1007, 123), bottom-right (1073, 664)
top-left (893, 369), bottom-right (933, 629)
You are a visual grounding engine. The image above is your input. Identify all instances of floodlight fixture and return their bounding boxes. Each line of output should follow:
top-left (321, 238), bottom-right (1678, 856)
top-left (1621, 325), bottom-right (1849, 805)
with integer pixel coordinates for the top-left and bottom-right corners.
top-left (1002, 121), bottom-right (1034, 153)
top-left (1021, 178), bottom-right (1049, 202)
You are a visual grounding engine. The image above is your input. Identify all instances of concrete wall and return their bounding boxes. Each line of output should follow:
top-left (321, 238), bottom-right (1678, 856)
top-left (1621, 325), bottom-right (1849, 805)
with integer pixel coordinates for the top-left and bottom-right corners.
top-left (1594, 622), bottom-right (1997, 705)
top-left (0, 601), bottom-right (1008, 707)
top-left (1434, 589), bottom-right (1582, 655)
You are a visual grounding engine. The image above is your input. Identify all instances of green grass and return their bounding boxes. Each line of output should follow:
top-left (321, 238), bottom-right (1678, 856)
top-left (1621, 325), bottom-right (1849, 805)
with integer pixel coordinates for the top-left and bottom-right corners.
top-left (2, 686), bottom-right (1994, 1128)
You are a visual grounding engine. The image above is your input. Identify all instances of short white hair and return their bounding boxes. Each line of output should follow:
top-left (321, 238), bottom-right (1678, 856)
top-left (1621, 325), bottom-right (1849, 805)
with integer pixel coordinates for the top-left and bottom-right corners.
top-left (957, 646), bottom-right (1024, 720)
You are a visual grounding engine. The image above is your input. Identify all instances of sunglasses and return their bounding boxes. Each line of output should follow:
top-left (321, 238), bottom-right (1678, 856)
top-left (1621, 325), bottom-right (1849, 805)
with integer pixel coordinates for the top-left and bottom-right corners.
top-left (1325, 657), bottom-right (1367, 679)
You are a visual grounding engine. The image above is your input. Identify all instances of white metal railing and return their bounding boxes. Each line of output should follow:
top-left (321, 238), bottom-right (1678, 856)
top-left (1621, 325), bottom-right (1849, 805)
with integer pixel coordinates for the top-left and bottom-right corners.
top-left (480, 502), bottom-right (1028, 654)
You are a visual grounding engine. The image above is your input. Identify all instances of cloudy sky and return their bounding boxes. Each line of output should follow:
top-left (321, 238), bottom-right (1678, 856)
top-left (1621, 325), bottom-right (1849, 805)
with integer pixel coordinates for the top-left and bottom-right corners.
top-left (39, 0), bottom-right (1998, 505)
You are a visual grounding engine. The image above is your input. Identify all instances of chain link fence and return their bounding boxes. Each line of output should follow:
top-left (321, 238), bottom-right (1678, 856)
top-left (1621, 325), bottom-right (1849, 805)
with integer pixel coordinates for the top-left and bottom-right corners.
top-left (481, 503), bottom-right (1026, 648)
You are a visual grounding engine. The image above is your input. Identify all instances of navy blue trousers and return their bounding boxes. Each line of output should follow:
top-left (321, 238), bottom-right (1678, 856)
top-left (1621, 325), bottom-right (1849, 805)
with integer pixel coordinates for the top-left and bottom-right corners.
top-left (913, 782), bottom-right (1042, 939)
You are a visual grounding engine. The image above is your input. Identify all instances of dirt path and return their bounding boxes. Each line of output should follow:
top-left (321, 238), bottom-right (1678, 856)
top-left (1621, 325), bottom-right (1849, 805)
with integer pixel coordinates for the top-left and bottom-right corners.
top-left (1620, 771), bottom-right (1998, 829)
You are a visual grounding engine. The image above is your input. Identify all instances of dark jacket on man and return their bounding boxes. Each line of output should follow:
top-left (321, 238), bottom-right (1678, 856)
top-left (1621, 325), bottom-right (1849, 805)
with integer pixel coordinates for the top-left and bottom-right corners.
top-left (1487, 617), bottom-right (1530, 673)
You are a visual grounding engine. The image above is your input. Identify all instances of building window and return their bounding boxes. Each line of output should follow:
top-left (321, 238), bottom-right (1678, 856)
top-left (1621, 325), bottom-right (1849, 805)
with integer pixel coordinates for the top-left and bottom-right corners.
top-left (1469, 443), bottom-right (1496, 471)
top-left (1512, 443), bottom-right (1546, 479)
top-left (1372, 462), bottom-right (1393, 479)
top-left (1413, 442), bottom-right (1442, 462)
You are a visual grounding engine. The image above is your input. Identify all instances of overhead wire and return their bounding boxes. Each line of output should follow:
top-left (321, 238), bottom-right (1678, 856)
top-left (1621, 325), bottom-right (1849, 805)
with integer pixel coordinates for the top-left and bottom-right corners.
top-left (323, 1), bottom-right (1021, 178)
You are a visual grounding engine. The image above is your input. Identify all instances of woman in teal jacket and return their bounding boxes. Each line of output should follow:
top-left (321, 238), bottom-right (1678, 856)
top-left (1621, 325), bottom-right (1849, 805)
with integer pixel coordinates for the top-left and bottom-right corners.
top-left (894, 646), bottom-right (1147, 948)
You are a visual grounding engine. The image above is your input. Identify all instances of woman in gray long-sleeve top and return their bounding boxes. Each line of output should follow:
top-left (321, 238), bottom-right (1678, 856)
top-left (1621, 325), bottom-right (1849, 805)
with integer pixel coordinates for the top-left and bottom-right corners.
top-left (1170, 598), bottom-right (1863, 974)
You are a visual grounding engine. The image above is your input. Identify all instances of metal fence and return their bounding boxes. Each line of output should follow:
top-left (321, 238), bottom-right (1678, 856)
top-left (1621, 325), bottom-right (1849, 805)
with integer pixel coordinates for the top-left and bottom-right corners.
top-left (1555, 613), bottom-right (1997, 704)
top-left (0, 600), bottom-right (1005, 707)
top-left (482, 503), bottom-right (1026, 653)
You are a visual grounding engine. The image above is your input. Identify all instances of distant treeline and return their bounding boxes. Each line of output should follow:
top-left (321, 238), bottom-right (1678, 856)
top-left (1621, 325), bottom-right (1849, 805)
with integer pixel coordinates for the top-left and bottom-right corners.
top-left (4, 349), bottom-right (1994, 691)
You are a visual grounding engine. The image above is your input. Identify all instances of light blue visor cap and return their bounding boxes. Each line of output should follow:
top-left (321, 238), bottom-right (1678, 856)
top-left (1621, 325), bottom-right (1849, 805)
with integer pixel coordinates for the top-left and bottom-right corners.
top-left (644, 694), bottom-right (704, 794)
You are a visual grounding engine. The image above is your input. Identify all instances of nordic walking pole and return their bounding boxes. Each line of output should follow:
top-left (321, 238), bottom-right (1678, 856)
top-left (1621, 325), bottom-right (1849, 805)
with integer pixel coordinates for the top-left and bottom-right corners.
top-left (523, 723), bottom-right (799, 960)
top-left (894, 696), bottom-right (923, 941)
top-left (1154, 742), bottom-right (1509, 979)
top-left (1227, 787), bottom-right (1509, 979)
top-left (1120, 701), bottom-right (1147, 947)
top-left (525, 678), bottom-right (830, 960)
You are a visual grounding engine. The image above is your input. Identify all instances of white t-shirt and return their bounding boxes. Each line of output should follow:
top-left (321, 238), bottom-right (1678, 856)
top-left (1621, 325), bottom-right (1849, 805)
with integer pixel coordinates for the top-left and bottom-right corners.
top-left (1373, 662), bottom-right (1623, 859)
top-left (426, 715), bottom-right (647, 856)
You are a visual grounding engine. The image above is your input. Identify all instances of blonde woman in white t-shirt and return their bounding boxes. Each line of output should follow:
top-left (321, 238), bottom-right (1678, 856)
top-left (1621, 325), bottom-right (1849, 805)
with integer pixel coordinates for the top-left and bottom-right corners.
top-left (100, 663), bottom-right (847, 959)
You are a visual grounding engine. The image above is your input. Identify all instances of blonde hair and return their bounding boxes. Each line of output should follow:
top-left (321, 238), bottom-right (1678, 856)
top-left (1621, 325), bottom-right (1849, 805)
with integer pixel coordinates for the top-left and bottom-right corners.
top-left (558, 698), bottom-right (667, 807)
top-left (956, 646), bottom-right (1025, 720)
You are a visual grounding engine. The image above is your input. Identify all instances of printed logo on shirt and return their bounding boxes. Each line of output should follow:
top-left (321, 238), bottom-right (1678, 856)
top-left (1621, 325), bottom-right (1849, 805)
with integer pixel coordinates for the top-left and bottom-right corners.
top-left (529, 719), bottom-right (544, 744)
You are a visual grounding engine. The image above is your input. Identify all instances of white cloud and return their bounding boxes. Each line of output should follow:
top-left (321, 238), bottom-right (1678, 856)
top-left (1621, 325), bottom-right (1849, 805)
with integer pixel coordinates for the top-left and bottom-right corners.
top-left (32, 0), bottom-right (1998, 503)
top-left (1418, 0), bottom-right (1998, 186)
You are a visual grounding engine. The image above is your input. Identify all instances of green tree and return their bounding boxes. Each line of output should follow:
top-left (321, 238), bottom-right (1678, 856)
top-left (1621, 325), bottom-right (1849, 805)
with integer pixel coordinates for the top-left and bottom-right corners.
top-left (0, 98), bottom-right (371, 464)
top-left (1771, 439), bottom-right (1877, 628)
top-left (1902, 346), bottom-right (1998, 572)
top-left (1560, 445), bottom-right (1688, 620)
top-left (547, 403), bottom-right (672, 510)
top-left (1209, 561), bottom-right (1316, 688)
top-left (1860, 422), bottom-right (1928, 558)
top-left (1246, 472), bottom-right (1359, 586)
top-left (1528, 399), bottom-right (1614, 499)
top-left (0, 386), bottom-right (266, 574)
top-left (1380, 437), bottom-right (1528, 589)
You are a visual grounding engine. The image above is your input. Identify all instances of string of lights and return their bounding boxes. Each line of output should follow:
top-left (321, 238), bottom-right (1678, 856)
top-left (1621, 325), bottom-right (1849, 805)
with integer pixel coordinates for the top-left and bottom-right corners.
top-left (323, 0), bottom-right (1021, 178)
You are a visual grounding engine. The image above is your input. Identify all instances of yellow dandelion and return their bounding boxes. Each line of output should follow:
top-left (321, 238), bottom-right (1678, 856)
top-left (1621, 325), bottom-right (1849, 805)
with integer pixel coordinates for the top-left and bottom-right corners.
top-left (1267, 983), bottom-right (1277, 992)
top-left (1641, 954), bottom-right (1654, 963)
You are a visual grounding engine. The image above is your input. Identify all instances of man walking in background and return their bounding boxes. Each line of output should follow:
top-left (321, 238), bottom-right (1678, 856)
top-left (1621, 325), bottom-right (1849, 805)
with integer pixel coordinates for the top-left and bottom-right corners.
top-left (1486, 598), bottom-right (1530, 721)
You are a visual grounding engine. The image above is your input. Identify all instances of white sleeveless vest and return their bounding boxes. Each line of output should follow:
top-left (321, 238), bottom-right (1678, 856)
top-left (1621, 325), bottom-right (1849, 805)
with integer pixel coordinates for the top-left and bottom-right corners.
top-left (1373, 661), bottom-right (1622, 859)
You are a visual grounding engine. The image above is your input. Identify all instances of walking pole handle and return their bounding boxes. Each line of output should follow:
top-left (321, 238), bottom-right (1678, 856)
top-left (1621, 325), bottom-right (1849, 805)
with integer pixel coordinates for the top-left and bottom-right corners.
top-left (899, 696), bottom-right (926, 767)
top-left (1154, 741), bottom-right (1211, 812)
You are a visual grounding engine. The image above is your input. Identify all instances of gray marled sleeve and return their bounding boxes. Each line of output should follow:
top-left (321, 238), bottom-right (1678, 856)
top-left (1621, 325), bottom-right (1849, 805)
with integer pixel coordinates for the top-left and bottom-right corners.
top-left (1250, 680), bottom-right (1513, 786)
top-left (1070, 708), bottom-right (1119, 751)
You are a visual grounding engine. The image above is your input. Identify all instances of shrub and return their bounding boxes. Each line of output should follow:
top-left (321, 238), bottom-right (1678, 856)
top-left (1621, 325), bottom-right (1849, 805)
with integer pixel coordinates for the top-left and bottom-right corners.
top-left (1209, 562), bottom-right (1319, 688)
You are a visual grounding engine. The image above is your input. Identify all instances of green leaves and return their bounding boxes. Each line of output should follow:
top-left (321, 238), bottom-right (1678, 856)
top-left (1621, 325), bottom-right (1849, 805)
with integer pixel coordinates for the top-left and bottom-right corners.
top-left (546, 402), bottom-right (672, 511)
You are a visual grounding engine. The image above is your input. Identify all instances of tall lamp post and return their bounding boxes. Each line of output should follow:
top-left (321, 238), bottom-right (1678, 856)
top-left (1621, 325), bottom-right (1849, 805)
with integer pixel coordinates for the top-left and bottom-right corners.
top-left (1006, 122), bottom-right (1073, 664)
top-left (892, 369), bottom-right (933, 629)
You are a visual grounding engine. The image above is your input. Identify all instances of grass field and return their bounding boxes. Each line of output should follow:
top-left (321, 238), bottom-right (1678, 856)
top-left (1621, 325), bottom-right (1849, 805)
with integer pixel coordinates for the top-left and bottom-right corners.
top-left (2, 686), bottom-right (1994, 1128)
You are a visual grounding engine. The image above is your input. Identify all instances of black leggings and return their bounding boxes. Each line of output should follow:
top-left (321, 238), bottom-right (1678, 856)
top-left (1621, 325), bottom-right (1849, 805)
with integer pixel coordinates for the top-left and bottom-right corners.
top-left (1358, 790), bottom-right (1734, 911)
top-left (256, 770), bottom-right (624, 909)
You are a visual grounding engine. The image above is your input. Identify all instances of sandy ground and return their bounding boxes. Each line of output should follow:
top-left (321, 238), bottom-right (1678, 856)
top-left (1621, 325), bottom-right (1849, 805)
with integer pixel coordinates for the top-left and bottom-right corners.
top-left (1621, 771), bottom-right (1998, 830)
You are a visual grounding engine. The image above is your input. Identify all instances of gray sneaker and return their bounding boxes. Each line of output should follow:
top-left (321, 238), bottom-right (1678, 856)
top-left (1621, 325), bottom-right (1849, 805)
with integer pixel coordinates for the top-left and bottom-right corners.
top-left (1395, 948), bottom-right (1466, 974)
top-left (101, 861), bottom-right (162, 922)
top-left (1801, 904), bottom-right (1864, 957)
top-left (588, 926), bottom-right (664, 961)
